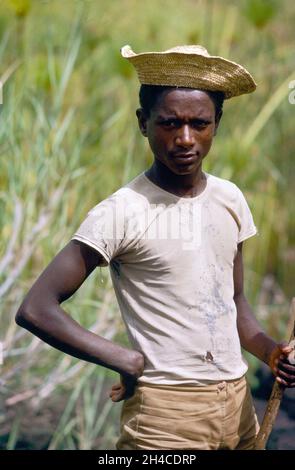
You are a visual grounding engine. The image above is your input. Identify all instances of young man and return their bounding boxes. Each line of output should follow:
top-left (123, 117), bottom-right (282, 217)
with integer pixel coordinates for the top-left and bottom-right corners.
top-left (16, 45), bottom-right (295, 450)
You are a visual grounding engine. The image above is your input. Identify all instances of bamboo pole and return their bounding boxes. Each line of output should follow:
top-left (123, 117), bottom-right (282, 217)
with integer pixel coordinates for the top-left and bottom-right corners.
top-left (254, 298), bottom-right (295, 450)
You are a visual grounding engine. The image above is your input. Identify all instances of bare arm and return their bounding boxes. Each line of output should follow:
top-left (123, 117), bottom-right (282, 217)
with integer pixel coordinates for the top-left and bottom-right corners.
top-left (234, 242), bottom-right (295, 387)
top-left (234, 242), bottom-right (275, 364)
top-left (15, 240), bottom-right (144, 381)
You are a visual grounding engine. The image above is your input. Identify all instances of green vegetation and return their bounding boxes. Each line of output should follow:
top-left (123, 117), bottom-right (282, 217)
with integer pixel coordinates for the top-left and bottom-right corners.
top-left (0, 0), bottom-right (294, 449)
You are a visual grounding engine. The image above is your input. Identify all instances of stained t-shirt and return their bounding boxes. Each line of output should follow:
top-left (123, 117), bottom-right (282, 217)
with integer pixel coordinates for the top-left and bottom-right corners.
top-left (71, 171), bottom-right (258, 385)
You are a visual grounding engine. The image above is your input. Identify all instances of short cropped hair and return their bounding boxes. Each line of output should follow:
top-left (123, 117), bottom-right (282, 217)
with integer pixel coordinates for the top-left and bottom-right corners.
top-left (139, 84), bottom-right (224, 120)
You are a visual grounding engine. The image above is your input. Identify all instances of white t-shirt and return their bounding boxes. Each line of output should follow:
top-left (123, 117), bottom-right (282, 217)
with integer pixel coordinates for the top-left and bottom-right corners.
top-left (71, 171), bottom-right (258, 385)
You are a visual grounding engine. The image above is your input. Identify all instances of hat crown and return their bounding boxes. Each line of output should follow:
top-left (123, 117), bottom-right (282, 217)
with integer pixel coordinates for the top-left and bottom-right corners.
top-left (120, 44), bottom-right (210, 58)
top-left (164, 45), bottom-right (209, 56)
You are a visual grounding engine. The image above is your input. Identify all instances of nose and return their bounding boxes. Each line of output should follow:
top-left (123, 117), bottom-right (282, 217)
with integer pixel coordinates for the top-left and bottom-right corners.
top-left (175, 124), bottom-right (195, 148)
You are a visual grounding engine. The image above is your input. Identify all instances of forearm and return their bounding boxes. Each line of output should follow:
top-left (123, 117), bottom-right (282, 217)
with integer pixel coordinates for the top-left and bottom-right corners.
top-left (235, 292), bottom-right (276, 366)
top-left (16, 301), bottom-right (143, 378)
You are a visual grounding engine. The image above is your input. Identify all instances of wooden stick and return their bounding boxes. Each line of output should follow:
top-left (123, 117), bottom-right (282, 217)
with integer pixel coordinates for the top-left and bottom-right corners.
top-left (254, 298), bottom-right (295, 450)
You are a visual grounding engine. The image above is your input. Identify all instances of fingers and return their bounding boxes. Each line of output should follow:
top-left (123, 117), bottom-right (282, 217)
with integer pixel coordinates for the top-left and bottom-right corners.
top-left (276, 376), bottom-right (295, 387)
top-left (110, 387), bottom-right (136, 402)
top-left (269, 343), bottom-right (293, 369)
top-left (280, 346), bottom-right (293, 355)
top-left (111, 383), bottom-right (122, 391)
top-left (110, 391), bottom-right (124, 402)
top-left (274, 355), bottom-right (295, 388)
top-left (109, 385), bottom-right (126, 402)
top-left (109, 373), bottom-right (139, 403)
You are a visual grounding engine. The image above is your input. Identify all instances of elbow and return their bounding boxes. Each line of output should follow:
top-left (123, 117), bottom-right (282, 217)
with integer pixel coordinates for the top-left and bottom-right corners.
top-left (15, 310), bottom-right (28, 327)
top-left (15, 295), bottom-right (58, 332)
top-left (15, 301), bottom-right (39, 329)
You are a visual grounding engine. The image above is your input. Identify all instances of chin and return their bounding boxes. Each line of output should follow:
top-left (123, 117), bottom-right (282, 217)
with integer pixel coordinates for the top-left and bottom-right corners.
top-left (170, 164), bottom-right (198, 176)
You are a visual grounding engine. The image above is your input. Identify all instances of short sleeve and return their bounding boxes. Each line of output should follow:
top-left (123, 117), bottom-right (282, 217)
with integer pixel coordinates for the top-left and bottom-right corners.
top-left (71, 193), bottom-right (125, 266)
top-left (235, 186), bottom-right (258, 243)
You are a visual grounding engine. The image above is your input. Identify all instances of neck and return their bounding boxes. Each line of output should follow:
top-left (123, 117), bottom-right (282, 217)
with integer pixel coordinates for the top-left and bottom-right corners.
top-left (145, 160), bottom-right (206, 198)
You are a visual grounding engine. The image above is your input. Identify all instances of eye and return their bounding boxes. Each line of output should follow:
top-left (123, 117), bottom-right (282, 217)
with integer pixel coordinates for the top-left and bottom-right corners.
top-left (160, 119), bottom-right (181, 129)
top-left (191, 120), bottom-right (210, 130)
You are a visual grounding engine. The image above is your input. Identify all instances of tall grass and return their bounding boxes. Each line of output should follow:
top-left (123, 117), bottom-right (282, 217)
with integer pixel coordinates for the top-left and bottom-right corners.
top-left (0, 0), bottom-right (294, 449)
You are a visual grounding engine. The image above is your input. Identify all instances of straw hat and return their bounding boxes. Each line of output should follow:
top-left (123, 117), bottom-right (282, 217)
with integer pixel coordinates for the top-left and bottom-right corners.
top-left (120, 44), bottom-right (257, 99)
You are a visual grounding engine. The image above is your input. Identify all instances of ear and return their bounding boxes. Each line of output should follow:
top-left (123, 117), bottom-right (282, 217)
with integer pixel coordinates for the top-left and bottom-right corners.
top-left (213, 110), bottom-right (223, 136)
top-left (136, 108), bottom-right (148, 137)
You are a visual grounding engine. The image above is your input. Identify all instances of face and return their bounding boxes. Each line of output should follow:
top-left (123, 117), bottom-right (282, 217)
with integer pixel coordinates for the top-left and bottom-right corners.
top-left (137, 88), bottom-right (221, 175)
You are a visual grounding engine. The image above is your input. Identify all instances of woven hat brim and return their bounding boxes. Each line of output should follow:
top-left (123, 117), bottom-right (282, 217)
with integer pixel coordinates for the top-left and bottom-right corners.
top-left (121, 47), bottom-right (257, 99)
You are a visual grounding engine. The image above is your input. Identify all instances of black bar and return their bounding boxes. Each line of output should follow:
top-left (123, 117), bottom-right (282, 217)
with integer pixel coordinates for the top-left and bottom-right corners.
top-left (0, 449), bottom-right (294, 467)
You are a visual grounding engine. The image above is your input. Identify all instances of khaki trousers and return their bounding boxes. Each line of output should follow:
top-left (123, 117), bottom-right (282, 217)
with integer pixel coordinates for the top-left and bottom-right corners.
top-left (116, 375), bottom-right (259, 450)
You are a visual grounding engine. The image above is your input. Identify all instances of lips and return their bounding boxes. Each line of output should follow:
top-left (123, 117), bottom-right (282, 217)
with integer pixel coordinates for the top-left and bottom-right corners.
top-left (172, 153), bottom-right (197, 164)
top-left (173, 153), bottom-right (195, 158)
